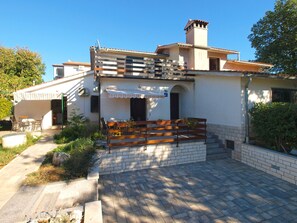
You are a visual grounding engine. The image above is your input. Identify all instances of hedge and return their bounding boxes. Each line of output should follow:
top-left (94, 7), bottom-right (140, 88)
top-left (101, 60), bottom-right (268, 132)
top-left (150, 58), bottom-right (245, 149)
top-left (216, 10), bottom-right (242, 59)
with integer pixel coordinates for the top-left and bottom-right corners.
top-left (250, 102), bottom-right (297, 152)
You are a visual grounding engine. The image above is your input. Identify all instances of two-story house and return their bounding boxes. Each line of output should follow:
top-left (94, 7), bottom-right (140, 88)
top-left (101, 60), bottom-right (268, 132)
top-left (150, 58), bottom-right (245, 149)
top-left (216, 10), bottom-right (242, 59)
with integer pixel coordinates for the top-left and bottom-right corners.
top-left (14, 19), bottom-right (297, 160)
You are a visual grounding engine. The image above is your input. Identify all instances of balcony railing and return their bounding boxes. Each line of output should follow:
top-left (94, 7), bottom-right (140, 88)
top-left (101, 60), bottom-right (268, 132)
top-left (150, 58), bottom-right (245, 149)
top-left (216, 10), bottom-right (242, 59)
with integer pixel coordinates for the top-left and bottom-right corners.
top-left (93, 54), bottom-right (189, 80)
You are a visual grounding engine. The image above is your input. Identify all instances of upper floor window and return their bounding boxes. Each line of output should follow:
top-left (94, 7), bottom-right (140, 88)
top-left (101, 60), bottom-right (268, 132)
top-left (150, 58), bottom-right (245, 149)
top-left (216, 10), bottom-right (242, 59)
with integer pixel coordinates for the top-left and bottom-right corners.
top-left (272, 88), bottom-right (297, 103)
top-left (56, 67), bottom-right (64, 77)
top-left (209, 58), bottom-right (220, 71)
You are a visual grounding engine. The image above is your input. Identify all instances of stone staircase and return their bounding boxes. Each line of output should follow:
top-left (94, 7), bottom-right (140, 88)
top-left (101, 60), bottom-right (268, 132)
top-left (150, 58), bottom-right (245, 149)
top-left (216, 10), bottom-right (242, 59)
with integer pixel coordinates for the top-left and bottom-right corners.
top-left (206, 132), bottom-right (230, 160)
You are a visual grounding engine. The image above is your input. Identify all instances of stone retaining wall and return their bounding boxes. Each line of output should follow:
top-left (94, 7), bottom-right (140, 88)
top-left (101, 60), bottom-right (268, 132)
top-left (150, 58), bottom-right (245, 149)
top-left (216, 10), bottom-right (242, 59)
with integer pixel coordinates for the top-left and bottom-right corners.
top-left (99, 142), bottom-right (206, 175)
top-left (242, 144), bottom-right (297, 185)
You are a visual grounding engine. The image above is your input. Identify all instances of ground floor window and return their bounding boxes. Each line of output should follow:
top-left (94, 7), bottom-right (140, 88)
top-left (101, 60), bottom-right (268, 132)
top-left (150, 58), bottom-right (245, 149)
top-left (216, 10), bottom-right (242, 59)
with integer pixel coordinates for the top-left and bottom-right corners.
top-left (90, 95), bottom-right (99, 113)
top-left (272, 88), bottom-right (297, 103)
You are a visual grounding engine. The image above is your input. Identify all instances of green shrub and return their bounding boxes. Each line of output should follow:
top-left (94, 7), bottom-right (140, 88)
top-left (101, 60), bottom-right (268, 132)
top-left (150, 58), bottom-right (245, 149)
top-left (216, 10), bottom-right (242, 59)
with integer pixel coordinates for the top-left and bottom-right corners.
top-left (54, 112), bottom-right (99, 144)
top-left (43, 138), bottom-right (96, 179)
top-left (91, 131), bottom-right (106, 140)
top-left (0, 98), bottom-right (12, 120)
top-left (250, 102), bottom-right (297, 152)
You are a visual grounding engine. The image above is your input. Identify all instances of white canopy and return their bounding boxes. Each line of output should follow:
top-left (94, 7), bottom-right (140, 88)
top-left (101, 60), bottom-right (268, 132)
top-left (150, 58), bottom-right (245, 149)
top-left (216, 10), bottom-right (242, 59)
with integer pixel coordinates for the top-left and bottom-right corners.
top-left (14, 92), bottom-right (62, 102)
top-left (105, 88), bottom-right (164, 99)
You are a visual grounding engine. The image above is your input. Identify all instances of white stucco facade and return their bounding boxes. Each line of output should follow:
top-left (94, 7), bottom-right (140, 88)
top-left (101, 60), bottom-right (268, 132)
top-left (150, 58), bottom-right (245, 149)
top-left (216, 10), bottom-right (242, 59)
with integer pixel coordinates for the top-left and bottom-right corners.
top-left (247, 78), bottom-right (297, 108)
top-left (100, 78), bottom-right (194, 121)
top-left (194, 75), bottom-right (242, 127)
top-left (14, 71), bottom-right (99, 129)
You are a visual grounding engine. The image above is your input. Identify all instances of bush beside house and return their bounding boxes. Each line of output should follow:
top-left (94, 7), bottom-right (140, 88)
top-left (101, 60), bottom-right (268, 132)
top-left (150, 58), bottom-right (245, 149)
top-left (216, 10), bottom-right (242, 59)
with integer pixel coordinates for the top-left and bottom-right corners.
top-left (250, 102), bottom-right (297, 153)
top-left (53, 112), bottom-right (101, 144)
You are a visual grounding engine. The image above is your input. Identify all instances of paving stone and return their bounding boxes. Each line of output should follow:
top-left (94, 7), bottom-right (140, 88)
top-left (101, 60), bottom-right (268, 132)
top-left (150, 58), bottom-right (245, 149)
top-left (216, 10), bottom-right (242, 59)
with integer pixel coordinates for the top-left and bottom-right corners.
top-left (100, 159), bottom-right (297, 223)
top-left (261, 212), bottom-right (273, 220)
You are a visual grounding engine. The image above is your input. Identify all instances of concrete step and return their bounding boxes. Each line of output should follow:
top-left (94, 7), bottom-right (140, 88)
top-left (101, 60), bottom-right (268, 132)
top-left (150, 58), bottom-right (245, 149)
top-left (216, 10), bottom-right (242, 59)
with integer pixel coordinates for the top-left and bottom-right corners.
top-left (207, 147), bottom-right (226, 155)
top-left (205, 137), bottom-right (217, 143)
top-left (206, 133), bottom-right (218, 139)
top-left (205, 132), bottom-right (230, 160)
top-left (206, 143), bottom-right (220, 149)
top-left (207, 152), bottom-right (230, 160)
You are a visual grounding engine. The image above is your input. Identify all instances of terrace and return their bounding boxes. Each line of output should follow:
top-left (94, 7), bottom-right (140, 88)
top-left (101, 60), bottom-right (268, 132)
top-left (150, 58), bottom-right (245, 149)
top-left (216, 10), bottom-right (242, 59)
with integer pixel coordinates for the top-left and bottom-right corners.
top-left (91, 47), bottom-right (192, 81)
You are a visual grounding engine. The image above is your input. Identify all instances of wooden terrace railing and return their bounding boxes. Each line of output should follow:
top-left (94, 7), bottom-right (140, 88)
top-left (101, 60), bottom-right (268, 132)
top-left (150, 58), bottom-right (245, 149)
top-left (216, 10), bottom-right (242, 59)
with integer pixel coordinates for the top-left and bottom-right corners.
top-left (106, 118), bottom-right (207, 152)
top-left (93, 54), bottom-right (190, 80)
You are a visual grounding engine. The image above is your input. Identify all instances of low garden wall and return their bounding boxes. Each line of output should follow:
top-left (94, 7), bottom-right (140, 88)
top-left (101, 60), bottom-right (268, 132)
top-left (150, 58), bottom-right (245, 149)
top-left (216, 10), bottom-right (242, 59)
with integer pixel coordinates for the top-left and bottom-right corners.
top-left (242, 144), bottom-right (297, 185)
top-left (99, 141), bottom-right (206, 175)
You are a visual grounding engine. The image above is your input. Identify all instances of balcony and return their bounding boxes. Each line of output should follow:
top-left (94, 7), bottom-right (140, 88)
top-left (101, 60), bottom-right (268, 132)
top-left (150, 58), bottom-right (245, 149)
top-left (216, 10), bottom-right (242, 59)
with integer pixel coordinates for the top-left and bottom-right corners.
top-left (93, 53), bottom-right (191, 81)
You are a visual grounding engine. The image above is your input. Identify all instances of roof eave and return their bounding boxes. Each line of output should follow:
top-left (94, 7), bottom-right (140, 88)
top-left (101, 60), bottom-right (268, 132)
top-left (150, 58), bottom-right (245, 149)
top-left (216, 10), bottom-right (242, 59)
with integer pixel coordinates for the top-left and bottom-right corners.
top-left (227, 60), bottom-right (273, 68)
top-left (99, 48), bottom-right (168, 58)
top-left (186, 70), bottom-right (297, 80)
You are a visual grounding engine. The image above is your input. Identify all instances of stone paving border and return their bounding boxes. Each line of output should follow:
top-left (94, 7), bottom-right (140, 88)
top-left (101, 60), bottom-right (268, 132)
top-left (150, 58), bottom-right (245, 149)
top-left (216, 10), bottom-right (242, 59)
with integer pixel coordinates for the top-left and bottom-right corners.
top-left (84, 201), bottom-right (103, 223)
top-left (100, 159), bottom-right (297, 223)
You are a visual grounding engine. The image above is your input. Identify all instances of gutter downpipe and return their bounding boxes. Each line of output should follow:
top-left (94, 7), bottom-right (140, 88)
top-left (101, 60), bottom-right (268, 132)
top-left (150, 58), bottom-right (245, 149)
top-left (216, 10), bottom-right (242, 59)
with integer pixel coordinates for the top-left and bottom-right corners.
top-left (98, 76), bottom-right (101, 131)
top-left (61, 93), bottom-right (64, 130)
top-left (94, 46), bottom-right (101, 131)
top-left (244, 75), bottom-right (252, 144)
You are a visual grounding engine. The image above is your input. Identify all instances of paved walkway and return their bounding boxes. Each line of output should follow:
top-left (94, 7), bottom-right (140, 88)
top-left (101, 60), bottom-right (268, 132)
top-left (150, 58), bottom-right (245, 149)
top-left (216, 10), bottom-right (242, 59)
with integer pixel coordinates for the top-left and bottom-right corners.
top-left (0, 130), bottom-right (58, 210)
top-left (0, 130), bottom-right (98, 223)
top-left (100, 159), bottom-right (297, 223)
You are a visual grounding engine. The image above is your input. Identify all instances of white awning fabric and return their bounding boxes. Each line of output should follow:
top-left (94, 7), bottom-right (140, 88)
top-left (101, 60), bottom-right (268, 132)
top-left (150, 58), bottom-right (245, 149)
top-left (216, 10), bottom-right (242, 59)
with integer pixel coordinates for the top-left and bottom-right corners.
top-left (106, 88), bottom-right (164, 99)
top-left (13, 92), bottom-right (62, 102)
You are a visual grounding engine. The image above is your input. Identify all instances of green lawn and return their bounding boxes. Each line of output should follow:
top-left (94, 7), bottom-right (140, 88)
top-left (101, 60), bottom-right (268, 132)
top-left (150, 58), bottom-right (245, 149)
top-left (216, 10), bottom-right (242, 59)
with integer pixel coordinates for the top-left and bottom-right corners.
top-left (0, 134), bottom-right (39, 169)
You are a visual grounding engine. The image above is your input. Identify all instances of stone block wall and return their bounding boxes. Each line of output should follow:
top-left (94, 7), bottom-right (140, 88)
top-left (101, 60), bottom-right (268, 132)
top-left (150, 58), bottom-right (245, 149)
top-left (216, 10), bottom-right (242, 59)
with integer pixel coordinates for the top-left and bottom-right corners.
top-left (99, 142), bottom-right (206, 175)
top-left (242, 144), bottom-right (297, 185)
top-left (207, 124), bottom-right (245, 160)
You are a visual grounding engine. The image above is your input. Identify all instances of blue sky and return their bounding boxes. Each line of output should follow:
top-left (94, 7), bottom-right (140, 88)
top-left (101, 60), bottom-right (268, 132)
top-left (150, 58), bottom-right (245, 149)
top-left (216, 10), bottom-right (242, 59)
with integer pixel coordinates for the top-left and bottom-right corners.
top-left (0, 0), bottom-right (275, 82)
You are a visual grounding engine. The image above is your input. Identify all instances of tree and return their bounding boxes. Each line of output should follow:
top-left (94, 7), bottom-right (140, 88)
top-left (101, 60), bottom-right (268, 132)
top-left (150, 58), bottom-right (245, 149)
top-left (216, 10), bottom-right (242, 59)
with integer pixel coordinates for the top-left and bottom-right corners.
top-left (0, 46), bottom-right (45, 118)
top-left (248, 0), bottom-right (297, 74)
top-left (0, 98), bottom-right (12, 120)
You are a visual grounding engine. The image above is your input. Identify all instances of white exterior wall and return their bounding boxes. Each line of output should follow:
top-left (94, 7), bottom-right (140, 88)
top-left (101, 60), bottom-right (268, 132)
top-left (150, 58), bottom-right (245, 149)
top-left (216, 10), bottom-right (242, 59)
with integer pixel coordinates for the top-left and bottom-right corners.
top-left (194, 27), bottom-right (208, 46)
top-left (168, 47), bottom-right (179, 62)
top-left (186, 29), bottom-right (195, 45)
top-left (186, 27), bottom-right (208, 46)
top-left (14, 73), bottom-right (99, 129)
top-left (195, 75), bottom-right (242, 127)
top-left (247, 78), bottom-right (297, 108)
top-left (194, 48), bottom-right (208, 70)
top-left (14, 100), bottom-right (52, 129)
top-left (100, 78), bottom-right (194, 121)
top-left (63, 65), bottom-right (90, 77)
top-left (179, 48), bottom-right (190, 67)
top-left (187, 48), bottom-right (195, 70)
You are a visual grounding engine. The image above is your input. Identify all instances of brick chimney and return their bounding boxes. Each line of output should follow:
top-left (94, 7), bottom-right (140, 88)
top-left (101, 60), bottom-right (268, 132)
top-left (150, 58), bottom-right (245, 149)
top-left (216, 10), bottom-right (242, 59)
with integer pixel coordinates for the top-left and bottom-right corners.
top-left (184, 19), bottom-right (208, 47)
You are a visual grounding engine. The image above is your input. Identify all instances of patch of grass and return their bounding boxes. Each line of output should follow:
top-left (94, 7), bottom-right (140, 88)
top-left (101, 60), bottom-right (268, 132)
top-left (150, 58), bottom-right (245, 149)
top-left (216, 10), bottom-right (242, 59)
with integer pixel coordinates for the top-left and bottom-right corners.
top-left (24, 138), bottom-right (97, 186)
top-left (23, 164), bottom-right (66, 185)
top-left (0, 134), bottom-right (39, 169)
